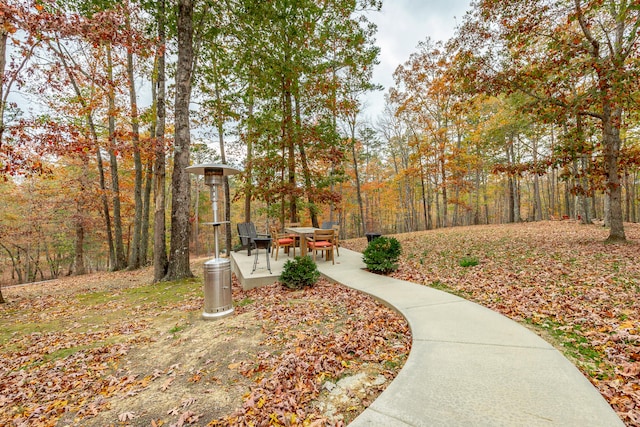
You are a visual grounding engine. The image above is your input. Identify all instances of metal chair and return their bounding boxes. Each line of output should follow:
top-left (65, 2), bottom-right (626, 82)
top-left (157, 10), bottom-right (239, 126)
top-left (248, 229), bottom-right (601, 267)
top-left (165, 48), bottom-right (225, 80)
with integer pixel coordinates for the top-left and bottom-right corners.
top-left (251, 237), bottom-right (272, 274)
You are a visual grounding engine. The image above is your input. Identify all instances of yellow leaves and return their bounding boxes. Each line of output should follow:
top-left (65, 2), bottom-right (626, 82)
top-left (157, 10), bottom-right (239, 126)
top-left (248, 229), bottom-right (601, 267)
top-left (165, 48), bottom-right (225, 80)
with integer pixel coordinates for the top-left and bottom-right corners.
top-left (268, 412), bottom-right (281, 425)
top-left (257, 396), bottom-right (266, 409)
top-left (618, 320), bottom-right (634, 329)
top-left (46, 399), bottom-right (68, 413)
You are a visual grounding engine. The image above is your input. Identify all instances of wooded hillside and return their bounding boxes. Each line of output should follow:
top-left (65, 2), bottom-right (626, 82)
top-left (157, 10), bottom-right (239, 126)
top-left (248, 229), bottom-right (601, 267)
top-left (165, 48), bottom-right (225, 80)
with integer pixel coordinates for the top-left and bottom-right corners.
top-left (1, 0), bottom-right (639, 290)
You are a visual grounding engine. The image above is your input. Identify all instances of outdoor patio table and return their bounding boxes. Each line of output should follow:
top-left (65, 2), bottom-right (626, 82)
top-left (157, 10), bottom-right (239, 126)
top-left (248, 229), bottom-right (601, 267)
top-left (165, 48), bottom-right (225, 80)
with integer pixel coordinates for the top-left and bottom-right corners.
top-left (284, 227), bottom-right (320, 257)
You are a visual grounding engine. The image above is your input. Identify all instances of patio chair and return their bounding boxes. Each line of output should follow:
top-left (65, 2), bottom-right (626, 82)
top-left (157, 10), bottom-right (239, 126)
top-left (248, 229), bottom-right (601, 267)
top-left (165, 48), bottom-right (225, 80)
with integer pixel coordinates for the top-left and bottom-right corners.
top-left (331, 224), bottom-right (340, 257)
top-left (270, 226), bottom-right (296, 261)
top-left (237, 222), bottom-right (268, 256)
top-left (306, 229), bottom-right (335, 264)
top-left (285, 222), bottom-right (302, 248)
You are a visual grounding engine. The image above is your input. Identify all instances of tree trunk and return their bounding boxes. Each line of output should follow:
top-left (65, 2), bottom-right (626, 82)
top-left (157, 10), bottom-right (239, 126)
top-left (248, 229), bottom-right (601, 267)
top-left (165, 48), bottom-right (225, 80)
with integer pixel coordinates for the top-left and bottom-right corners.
top-left (283, 76), bottom-right (297, 223)
top-left (0, 25), bottom-right (7, 146)
top-left (602, 103), bottom-right (625, 241)
top-left (153, 0), bottom-right (168, 281)
top-left (165, 0), bottom-right (194, 281)
top-left (74, 154), bottom-right (89, 276)
top-left (350, 123), bottom-right (365, 236)
top-left (418, 155), bottom-right (430, 230)
top-left (631, 171), bottom-right (638, 223)
top-left (579, 154), bottom-right (592, 224)
top-left (474, 143), bottom-right (482, 225)
top-left (603, 192), bottom-right (611, 227)
top-left (293, 80), bottom-right (318, 228)
top-left (244, 96), bottom-right (254, 223)
top-left (532, 138), bottom-right (542, 221)
top-left (0, 26), bottom-right (5, 302)
top-left (141, 156), bottom-right (153, 265)
top-left (127, 32), bottom-right (143, 269)
top-left (440, 144), bottom-right (448, 227)
top-left (624, 169), bottom-right (630, 222)
top-left (106, 45), bottom-right (126, 270)
top-left (193, 178), bottom-right (200, 255)
top-left (426, 162), bottom-right (434, 230)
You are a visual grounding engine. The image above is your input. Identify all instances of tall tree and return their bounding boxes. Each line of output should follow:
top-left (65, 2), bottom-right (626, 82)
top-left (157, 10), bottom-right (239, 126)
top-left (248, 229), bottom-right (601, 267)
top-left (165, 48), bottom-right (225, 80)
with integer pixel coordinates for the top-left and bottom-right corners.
top-left (153, 0), bottom-right (168, 281)
top-left (105, 43), bottom-right (127, 270)
top-left (164, 0), bottom-right (194, 281)
top-left (125, 5), bottom-right (143, 269)
top-left (456, 0), bottom-right (640, 241)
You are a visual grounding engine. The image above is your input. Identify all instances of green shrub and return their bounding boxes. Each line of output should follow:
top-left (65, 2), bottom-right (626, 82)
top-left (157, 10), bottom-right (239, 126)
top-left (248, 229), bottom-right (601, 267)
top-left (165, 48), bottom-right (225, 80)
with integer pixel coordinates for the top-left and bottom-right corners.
top-left (459, 256), bottom-right (479, 267)
top-left (362, 236), bottom-right (402, 275)
top-left (279, 256), bottom-right (320, 290)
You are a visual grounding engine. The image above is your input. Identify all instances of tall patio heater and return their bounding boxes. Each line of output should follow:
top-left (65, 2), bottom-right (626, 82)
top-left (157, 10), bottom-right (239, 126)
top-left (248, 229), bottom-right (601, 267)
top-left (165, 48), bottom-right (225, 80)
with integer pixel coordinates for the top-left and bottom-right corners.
top-left (186, 163), bottom-right (242, 320)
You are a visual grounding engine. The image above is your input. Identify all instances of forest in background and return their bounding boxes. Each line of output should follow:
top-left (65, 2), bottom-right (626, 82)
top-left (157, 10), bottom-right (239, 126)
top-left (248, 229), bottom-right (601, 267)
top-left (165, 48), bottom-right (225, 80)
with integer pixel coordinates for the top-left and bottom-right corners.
top-left (1, 0), bottom-right (639, 288)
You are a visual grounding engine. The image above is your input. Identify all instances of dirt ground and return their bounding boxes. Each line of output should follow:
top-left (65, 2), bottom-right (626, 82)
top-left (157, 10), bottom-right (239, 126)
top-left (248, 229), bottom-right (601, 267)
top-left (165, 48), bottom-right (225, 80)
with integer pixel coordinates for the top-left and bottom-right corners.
top-left (1, 257), bottom-right (410, 426)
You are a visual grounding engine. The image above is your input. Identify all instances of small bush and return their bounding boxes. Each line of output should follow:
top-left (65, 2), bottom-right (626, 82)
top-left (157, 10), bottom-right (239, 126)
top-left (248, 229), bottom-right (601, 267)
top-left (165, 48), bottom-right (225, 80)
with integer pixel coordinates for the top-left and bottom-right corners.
top-left (279, 256), bottom-right (320, 290)
top-left (363, 236), bottom-right (402, 275)
top-left (459, 256), bottom-right (479, 267)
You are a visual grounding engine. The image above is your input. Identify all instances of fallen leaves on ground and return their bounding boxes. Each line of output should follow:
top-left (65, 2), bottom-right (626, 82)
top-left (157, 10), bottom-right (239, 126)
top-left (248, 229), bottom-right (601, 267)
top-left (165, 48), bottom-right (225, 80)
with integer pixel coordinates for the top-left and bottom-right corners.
top-left (0, 259), bottom-right (410, 426)
top-left (216, 281), bottom-right (410, 426)
top-left (343, 220), bottom-right (640, 426)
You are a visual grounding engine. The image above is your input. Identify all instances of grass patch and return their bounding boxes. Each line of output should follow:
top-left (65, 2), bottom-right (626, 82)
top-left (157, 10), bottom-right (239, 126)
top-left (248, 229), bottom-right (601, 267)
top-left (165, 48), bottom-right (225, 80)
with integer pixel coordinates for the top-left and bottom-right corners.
top-left (429, 280), bottom-right (450, 292)
top-left (459, 256), bottom-right (479, 267)
top-left (0, 320), bottom-right (68, 349)
top-left (168, 323), bottom-right (189, 336)
top-left (123, 277), bottom-right (201, 306)
top-left (428, 280), bottom-right (472, 298)
top-left (75, 290), bottom-right (115, 305)
top-left (236, 297), bottom-right (254, 307)
top-left (532, 319), bottom-right (610, 379)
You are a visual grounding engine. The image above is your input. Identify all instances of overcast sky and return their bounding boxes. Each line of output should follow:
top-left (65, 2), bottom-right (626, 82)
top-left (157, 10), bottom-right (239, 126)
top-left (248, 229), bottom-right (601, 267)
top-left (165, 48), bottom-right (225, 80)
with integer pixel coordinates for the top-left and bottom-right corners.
top-left (363, 0), bottom-right (472, 118)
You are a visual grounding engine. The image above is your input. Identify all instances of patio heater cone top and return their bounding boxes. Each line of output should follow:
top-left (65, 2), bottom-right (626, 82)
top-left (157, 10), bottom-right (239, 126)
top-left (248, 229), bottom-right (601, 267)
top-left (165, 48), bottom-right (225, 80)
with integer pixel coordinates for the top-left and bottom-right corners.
top-left (185, 163), bottom-right (242, 176)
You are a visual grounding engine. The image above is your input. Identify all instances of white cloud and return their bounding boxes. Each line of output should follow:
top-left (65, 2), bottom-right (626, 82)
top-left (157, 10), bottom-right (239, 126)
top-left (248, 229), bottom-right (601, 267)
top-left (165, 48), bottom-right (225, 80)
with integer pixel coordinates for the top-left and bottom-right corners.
top-left (363, 0), bottom-right (472, 118)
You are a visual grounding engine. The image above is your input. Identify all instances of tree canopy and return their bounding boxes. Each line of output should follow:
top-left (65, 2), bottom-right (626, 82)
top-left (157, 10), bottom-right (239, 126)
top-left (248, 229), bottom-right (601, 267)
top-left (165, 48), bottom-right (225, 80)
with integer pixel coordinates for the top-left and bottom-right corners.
top-left (2, 0), bottom-right (640, 294)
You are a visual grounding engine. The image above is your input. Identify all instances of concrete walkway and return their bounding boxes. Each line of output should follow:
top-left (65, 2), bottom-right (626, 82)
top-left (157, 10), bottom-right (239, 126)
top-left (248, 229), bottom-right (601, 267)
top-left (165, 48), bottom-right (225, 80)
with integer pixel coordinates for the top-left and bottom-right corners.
top-left (316, 249), bottom-right (623, 426)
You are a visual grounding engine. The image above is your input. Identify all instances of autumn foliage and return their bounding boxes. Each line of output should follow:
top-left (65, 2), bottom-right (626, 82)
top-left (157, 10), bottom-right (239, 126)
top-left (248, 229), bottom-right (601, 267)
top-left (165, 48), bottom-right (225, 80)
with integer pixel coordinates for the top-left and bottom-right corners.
top-left (344, 221), bottom-right (640, 425)
top-left (0, 263), bottom-right (410, 426)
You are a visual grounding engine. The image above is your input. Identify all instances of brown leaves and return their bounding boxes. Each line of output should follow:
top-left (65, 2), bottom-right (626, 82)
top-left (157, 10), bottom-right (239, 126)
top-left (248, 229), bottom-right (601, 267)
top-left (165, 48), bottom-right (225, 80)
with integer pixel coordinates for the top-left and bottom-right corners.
top-left (212, 279), bottom-right (411, 425)
top-left (344, 221), bottom-right (640, 426)
top-left (1, 262), bottom-right (410, 425)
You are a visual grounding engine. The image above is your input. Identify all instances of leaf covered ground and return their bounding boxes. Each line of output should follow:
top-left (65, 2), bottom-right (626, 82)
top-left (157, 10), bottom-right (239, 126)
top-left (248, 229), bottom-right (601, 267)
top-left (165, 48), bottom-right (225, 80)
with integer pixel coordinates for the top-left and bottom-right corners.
top-left (0, 261), bottom-right (410, 426)
top-left (343, 220), bottom-right (640, 426)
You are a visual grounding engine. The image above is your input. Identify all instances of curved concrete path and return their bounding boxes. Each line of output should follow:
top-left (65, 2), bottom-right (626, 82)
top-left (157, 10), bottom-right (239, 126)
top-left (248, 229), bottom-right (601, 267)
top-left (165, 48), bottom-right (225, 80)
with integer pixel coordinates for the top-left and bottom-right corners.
top-left (316, 248), bottom-right (623, 427)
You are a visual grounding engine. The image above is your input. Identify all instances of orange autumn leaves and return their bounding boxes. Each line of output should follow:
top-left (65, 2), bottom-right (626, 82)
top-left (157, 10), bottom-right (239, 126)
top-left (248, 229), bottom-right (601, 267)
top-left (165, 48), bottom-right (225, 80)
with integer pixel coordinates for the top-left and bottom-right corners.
top-left (0, 269), bottom-right (410, 426)
top-left (343, 221), bottom-right (640, 426)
